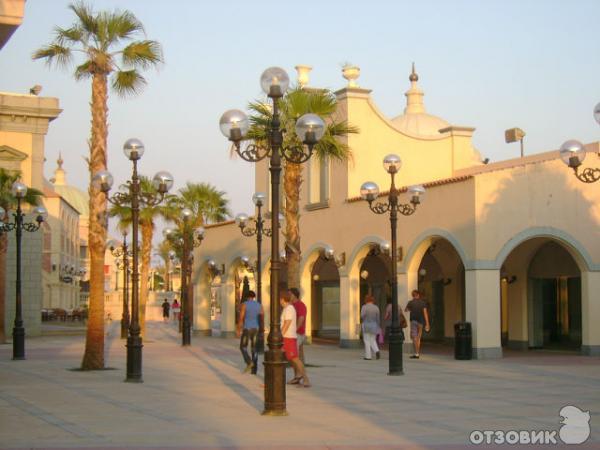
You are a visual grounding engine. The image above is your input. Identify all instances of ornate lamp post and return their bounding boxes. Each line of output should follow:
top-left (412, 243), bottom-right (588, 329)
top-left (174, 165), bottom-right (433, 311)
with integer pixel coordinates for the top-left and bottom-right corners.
top-left (360, 154), bottom-right (425, 376)
top-left (93, 138), bottom-right (174, 383)
top-left (164, 210), bottom-right (205, 346)
top-left (235, 194), bottom-right (283, 353)
top-left (220, 66), bottom-right (326, 415)
top-left (0, 181), bottom-right (47, 360)
top-left (559, 103), bottom-right (600, 183)
top-left (108, 231), bottom-right (133, 339)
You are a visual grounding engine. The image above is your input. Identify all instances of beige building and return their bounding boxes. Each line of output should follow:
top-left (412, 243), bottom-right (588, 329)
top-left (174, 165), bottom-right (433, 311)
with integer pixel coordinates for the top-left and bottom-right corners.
top-left (41, 167), bottom-right (82, 310)
top-left (195, 66), bottom-right (600, 358)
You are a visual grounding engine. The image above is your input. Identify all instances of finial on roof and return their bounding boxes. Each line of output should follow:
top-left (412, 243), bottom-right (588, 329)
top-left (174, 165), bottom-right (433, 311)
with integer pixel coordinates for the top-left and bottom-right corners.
top-left (409, 62), bottom-right (418, 82)
top-left (53, 151), bottom-right (66, 186)
top-left (57, 151), bottom-right (63, 169)
top-left (295, 65), bottom-right (312, 88)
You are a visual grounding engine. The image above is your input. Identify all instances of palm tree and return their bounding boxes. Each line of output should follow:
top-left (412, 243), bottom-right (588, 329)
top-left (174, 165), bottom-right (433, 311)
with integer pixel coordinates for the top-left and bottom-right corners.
top-left (169, 182), bottom-right (230, 312)
top-left (155, 240), bottom-right (174, 291)
top-left (109, 177), bottom-right (175, 336)
top-left (33, 2), bottom-right (163, 369)
top-left (247, 87), bottom-right (358, 287)
top-left (0, 169), bottom-right (42, 343)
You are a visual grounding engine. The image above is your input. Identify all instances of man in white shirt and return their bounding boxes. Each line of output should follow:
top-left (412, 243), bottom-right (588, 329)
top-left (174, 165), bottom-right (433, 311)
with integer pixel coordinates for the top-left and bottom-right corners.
top-left (280, 293), bottom-right (310, 388)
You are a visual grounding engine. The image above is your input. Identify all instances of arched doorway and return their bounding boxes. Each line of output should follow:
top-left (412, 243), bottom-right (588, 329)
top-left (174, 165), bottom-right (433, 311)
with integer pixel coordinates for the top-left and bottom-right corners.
top-left (311, 255), bottom-right (340, 341)
top-left (500, 239), bottom-right (582, 351)
top-left (359, 245), bottom-right (392, 335)
top-left (415, 239), bottom-right (465, 343)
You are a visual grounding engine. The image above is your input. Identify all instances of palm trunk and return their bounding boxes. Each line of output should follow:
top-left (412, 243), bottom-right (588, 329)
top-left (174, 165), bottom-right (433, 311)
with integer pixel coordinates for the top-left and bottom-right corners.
top-left (140, 222), bottom-right (153, 337)
top-left (82, 72), bottom-right (108, 370)
top-left (0, 232), bottom-right (7, 343)
top-left (284, 161), bottom-right (302, 288)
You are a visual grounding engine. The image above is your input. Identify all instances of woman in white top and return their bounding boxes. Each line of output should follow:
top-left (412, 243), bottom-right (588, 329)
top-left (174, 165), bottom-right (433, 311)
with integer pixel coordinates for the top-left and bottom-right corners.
top-left (360, 294), bottom-right (380, 360)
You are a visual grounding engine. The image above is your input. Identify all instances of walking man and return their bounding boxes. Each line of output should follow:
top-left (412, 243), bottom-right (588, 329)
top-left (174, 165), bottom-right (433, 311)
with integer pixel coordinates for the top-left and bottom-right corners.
top-left (281, 292), bottom-right (310, 387)
top-left (237, 291), bottom-right (263, 374)
top-left (405, 290), bottom-right (430, 359)
top-left (161, 298), bottom-right (170, 323)
top-left (289, 287), bottom-right (307, 364)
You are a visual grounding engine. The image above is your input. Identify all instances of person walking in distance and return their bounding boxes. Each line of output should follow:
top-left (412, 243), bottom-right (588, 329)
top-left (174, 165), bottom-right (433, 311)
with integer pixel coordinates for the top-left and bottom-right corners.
top-left (236, 291), bottom-right (263, 374)
top-left (405, 290), bottom-right (430, 359)
top-left (281, 292), bottom-right (310, 387)
top-left (289, 288), bottom-right (307, 364)
top-left (361, 294), bottom-right (380, 360)
top-left (161, 298), bottom-right (170, 323)
top-left (171, 299), bottom-right (180, 323)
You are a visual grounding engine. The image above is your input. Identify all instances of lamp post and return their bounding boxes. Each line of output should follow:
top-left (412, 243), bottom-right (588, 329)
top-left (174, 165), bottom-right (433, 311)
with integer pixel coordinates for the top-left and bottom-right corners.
top-left (559, 103), bottom-right (600, 182)
top-left (235, 194), bottom-right (283, 354)
top-left (220, 66), bottom-right (325, 415)
top-left (0, 181), bottom-right (47, 360)
top-left (164, 211), bottom-right (205, 346)
top-left (93, 138), bottom-right (174, 382)
top-left (360, 154), bottom-right (425, 375)
top-left (108, 231), bottom-right (132, 339)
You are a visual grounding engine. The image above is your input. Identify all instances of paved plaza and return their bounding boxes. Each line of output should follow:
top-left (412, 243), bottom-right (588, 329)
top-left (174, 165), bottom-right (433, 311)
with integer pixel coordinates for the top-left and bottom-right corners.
top-left (0, 319), bottom-right (599, 450)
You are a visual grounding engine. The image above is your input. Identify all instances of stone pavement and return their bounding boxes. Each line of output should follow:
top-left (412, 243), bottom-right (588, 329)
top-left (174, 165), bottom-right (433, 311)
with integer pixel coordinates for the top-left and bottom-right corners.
top-left (0, 320), bottom-right (599, 450)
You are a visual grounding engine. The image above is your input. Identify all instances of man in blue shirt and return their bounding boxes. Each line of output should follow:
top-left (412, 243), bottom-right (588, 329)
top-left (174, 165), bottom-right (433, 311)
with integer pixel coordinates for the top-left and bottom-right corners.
top-left (237, 291), bottom-right (264, 374)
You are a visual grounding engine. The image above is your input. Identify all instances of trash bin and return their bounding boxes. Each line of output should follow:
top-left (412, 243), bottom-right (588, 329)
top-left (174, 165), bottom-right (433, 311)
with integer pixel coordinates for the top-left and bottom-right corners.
top-left (454, 321), bottom-right (472, 360)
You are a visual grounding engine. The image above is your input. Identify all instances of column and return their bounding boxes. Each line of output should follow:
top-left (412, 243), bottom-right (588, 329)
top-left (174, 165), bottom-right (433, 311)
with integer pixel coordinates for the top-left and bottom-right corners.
top-left (581, 270), bottom-right (600, 356)
top-left (465, 269), bottom-right (502, 359)
top-left (339, 274), bottom-right (360, 348)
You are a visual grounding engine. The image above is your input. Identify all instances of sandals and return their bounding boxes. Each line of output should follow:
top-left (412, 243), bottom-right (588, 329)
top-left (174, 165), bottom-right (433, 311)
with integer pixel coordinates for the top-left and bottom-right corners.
top-left (287, 376), bottom-right (303, 385)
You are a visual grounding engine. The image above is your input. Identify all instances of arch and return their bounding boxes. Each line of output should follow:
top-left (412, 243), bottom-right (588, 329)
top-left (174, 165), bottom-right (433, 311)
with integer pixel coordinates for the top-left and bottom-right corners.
top-left (403, 228), bottom-right (468, 274)
top-left (299, 241), bottom-right (338, 281)
top-left (345, 235), bottom-right (390, 278)
top-left (494, 227), bottom-right (594, 272)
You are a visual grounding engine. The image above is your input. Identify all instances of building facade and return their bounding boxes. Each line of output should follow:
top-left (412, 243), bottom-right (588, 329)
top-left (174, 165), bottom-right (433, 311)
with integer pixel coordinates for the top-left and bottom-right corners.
top-left (194, 66), bottom-right (600, 358)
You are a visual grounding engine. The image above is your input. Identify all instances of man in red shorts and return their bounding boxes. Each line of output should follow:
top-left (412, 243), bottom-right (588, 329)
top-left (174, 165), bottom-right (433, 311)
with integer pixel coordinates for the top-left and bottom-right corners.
top-left (280, 293), bottom-right (310, 388)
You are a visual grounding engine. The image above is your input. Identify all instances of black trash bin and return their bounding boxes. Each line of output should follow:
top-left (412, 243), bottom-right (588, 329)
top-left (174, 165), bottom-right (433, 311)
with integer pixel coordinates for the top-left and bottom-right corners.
top-left (454, 321), bottom-right (472, 360)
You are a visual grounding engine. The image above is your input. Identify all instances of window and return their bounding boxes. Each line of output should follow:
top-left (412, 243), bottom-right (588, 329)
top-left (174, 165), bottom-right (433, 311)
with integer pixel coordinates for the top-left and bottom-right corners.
top-left (306, 156), bottom-right (329, 209)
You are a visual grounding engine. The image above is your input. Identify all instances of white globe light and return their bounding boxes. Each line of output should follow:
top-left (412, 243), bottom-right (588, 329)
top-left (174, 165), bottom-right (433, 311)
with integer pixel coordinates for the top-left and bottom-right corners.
top-left (92, 171), bottom-right (113, 193)
top-left (123, 138), bottom-right (145, 160)
top-left (594, 102), bottom-right (600, 126)
top-left (252, 192), bottom-right (266, 207)
top-left (295, 113), bottom-right (325, 145)
top-left (219, 109), bottom-right (249, 141)
top-left (360, 181), bottom-right (379, 202)
top-left (260, 67), bottom-right (290, 96)
top-left (235, 213), bottom-right (249, 227)
top-left (559, 139), bottom-right (586, 168)
top-left (383, 154), bottom-right (402, 173)
top-left (11, 181), bottom-right (27, 199)
top-left (153, 171), bottom-right (174, 193)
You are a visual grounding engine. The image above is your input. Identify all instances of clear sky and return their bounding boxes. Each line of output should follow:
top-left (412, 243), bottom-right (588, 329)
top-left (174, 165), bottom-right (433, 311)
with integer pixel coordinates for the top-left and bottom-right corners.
top-left (2, 0), bottom-right (600, 227)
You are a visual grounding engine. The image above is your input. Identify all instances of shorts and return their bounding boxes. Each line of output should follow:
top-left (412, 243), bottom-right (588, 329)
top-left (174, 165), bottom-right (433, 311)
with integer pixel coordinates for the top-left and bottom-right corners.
top-left (283, 337), bottom-right (298, 360)
top-left (297, 334), bottom-right (307, 347)
top-left (410, 320), bottom-right (424, 339)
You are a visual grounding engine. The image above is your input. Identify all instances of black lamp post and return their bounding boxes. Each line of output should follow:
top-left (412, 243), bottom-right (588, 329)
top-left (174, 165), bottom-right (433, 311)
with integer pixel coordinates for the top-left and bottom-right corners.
top-left (164, 212), bottom-right (205, 346)
top-left (219, 66), bottom-right (326, 415)
top-left (0, 181), bottom-right (47, 360)
top-left (360, 154), bottom-right (425, 375)
top-left (93, 138), bottom-right (174, 382)
top-left (560, 105), bottom-right (600, 183)
top-left (235, 194), bottom-right (283, 354)
top-left (109, 231), bottom-right (132, 339)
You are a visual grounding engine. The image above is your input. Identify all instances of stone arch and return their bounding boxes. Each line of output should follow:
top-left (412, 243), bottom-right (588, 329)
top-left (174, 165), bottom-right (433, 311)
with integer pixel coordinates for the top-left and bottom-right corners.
top-left (494, 227), bottom-right (594, 272)
top-left (403, 228), bottom-right (469, 274)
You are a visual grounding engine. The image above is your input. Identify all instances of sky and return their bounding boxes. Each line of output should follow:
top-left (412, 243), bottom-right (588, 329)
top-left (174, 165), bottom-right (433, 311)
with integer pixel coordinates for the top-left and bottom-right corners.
top-left (2, 0), bottom-right (600, 236)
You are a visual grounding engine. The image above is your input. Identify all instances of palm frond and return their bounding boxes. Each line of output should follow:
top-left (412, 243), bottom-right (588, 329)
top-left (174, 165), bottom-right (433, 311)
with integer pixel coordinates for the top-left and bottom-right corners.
top-left (121, 40), bottom-right (163, 69)
top-left (111, 70), bottom-right (146, 97)
top-left (54, 25), bottom-right (84, 45)
top-left (68, 2), bottom-right (98, 38)
top-left (105, 9), bottom-right (144, 43)
top-left (32, 44), bottom-right (73, 68)
top-left (74, 60), bottom-right (93, 80)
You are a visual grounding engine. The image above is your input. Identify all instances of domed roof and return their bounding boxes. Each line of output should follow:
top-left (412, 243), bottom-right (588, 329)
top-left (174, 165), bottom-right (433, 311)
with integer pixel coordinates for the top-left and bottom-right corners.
top-left (53, 184), bottom-right (89, 217)
top-left (391, 64), bottom-right (450, 137)
top-left (391, 113), bottom-right (449, 137)
top-left (50, 153), bottom-right (89, 217)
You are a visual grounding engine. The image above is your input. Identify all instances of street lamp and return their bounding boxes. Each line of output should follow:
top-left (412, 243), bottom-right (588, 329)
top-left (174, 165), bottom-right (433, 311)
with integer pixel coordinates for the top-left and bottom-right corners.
top-left (0, 181), bottom-right (47, 360)
top-left (559, 103), bottom-right (600, 183)
top-left (108, 230), bottom-right (132, 339)
top-left (220, 66), bottom-right (325, 415)
top-left (93, 138), bottom-right (174, 382)
top-left (360, 154), bottom-right (425, 376)
top-left (235, 193), bottom-right (284, 353)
